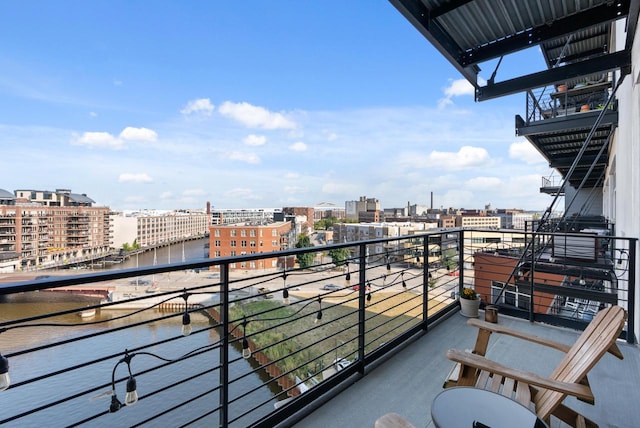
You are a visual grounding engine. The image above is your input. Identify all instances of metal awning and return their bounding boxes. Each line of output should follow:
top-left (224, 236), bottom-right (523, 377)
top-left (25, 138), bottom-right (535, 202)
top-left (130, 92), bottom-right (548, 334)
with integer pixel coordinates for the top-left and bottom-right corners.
top-left (389, 0), bottom-right (637, 101)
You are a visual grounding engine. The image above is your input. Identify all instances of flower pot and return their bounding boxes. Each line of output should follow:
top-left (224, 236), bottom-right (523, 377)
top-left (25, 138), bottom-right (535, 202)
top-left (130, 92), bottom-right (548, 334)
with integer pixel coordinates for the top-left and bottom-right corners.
top-left (580, 104), bottom-right (590, 112)
top-left (460, 298), bottom-right (480, 318)
top-left (557, 84), bottom-right (567, 92)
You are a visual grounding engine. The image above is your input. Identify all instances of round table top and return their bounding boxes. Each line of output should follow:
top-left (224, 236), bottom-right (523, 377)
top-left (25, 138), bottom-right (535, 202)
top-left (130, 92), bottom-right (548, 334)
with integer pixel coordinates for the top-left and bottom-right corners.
top-left (431, 387), bottom-right (548, 428)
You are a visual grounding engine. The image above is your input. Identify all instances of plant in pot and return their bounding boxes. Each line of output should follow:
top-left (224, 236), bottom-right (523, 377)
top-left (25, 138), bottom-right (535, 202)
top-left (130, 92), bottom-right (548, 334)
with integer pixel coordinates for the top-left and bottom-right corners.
top-left (459, 287), bottom-right (480, 317)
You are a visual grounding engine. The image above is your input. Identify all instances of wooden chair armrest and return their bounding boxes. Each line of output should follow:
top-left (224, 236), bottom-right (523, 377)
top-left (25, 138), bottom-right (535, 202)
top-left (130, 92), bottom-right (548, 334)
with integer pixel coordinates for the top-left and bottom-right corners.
top-left (467, 318), bottom-right (625, 359)
top-left (446, 349), bottom-right (594, 402)
top-left (467, 318), bottom-right (571, 353)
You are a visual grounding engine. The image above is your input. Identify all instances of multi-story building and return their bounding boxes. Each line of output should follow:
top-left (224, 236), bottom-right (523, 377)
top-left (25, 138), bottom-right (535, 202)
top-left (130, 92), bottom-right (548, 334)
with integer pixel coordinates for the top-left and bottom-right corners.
top-left (0, 188), bottom-right (110, 271)
top-left (345, 196), bottom-right (381, 222)
top-left (210, 208), bottom-right (278, 225)
top-left (110, 210), bottom-right (209, 249)
top-left (209, 221), bottom-right (292, 270)
top-left (457, 215), bottom-right (501, 229)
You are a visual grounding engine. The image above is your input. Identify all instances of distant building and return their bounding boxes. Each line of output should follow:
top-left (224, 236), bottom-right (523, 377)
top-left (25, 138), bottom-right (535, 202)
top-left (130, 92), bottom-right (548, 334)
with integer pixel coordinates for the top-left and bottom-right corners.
top-left (210, 208), bottom-right (278, 225)
top-left (0, 188), bottom-right (110, 271)
top-left (110, 209), bottom-right (209, 249)
top-left (345, 196), bottom-right (382, 222)
top-left (209, 221), bottom-right (292, 271)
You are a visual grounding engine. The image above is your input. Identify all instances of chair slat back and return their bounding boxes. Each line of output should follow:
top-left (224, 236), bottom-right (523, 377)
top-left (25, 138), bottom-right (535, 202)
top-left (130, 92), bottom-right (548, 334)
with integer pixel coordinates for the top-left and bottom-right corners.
top-left (534, 306), bottom-right (626, 419)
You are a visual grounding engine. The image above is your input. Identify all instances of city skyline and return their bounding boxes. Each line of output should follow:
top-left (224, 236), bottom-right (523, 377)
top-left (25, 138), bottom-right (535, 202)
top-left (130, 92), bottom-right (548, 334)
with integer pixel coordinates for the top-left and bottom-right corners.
top-left (1, 1), bottom-right (555, 211)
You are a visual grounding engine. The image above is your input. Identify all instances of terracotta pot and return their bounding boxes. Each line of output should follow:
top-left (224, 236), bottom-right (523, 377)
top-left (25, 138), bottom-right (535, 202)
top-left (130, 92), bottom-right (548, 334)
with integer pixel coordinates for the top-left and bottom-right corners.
top-left (557, 84), bottom-right (567, 92)
top-left (460, 298), bottom-right (480, 318)
top-left (581, 104), bottom-right (590, 112)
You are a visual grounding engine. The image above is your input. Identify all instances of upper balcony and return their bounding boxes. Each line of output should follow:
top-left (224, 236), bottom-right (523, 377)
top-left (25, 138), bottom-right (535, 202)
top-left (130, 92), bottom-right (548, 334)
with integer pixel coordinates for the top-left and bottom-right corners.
top-left (0, 228), bottom-right (637, 427)
top-left (515, 75), bottom-right (618, 191)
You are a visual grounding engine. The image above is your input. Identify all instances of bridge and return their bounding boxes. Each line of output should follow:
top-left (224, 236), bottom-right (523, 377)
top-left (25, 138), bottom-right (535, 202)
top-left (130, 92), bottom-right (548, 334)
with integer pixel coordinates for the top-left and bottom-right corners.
top-left (42, 285), bottom-right (115, 299)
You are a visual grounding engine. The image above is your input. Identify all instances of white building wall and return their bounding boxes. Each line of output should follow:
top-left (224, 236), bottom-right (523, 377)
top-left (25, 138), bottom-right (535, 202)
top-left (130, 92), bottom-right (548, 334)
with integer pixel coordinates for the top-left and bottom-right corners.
top-left (111, 216), bottom-right (138, 249)
top-left (606, 16), bottom-right (640, 342)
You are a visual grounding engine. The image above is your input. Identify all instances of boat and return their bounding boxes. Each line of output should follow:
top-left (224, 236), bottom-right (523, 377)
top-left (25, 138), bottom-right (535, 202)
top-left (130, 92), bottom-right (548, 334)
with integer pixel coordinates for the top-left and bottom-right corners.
top-left (78, 308), bottom-right (96, 318)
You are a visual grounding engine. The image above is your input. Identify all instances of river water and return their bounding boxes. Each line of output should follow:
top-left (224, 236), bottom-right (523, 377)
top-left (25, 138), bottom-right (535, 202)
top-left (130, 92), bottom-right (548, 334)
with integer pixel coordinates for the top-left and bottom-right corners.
top-left (1, 238), bottom-right (278, 427)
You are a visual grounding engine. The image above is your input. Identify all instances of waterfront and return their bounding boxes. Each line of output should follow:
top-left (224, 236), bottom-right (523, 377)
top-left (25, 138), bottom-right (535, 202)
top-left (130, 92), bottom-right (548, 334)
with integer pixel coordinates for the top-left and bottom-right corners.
top-left (0, 237), bottom-right (285, 427)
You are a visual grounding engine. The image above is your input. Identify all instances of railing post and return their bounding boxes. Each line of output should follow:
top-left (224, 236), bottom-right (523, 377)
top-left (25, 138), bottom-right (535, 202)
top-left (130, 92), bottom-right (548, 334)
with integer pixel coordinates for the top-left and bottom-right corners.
top-left (628, 239), bottom-right (636, 344)
top-left (219, 263), bottom-right (230, 427)
top-left (458, 230), bottom-right (464, 298)
top-left (529, 232), bottom-right (536, 322)
top-left (422, 235), bottom-right (429, 331)
top-left (357, 243), bottom-right (367, 375)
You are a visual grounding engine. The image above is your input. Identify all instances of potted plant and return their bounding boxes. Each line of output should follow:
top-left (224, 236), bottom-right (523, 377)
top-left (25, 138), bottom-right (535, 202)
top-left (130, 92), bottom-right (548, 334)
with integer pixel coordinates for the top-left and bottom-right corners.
top-left (459, 287), bottom-right (480, 317)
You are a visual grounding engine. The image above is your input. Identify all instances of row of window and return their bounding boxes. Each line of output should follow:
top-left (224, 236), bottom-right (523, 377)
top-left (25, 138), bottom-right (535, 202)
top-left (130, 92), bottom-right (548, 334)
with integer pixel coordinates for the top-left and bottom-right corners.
top-left (212, 229), bottom-right (280, 237)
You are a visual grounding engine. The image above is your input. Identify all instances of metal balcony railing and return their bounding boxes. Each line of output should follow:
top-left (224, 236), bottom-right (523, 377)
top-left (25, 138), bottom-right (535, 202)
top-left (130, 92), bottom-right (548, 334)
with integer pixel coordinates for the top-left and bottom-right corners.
top-left (0, 228), bottom-right (635, 427)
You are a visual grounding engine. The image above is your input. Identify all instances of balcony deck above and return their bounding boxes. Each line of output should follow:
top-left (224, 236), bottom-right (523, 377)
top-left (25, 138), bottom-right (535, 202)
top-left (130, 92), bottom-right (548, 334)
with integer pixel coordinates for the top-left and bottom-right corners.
top-left (293, 310), bottom-right (640, 428)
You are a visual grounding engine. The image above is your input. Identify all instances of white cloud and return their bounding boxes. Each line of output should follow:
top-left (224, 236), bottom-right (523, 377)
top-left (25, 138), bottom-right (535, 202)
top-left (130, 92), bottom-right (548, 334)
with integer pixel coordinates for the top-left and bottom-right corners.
top-left (89, 111), bottom-right (97, 118)
top-left (119, 126), bottom-right (158, 142)
top-left (438, 78), bottom-right (475, 109)
top-left (118, 173), bottom-right (153, 183)
top-left (289, 141), bottom-right (307, 152)
top-left (284, 185), bottom-right (306, 194)
top-left (397, 146), bottom-right (492, 170)
top-left (465, 176), bottom-right (503, 190)
top-left (243, 134), bottom-right (266, 146)
top-left (509, 140), bottom-right (546, 164)
top-left (73, 131), bottom-right (123, 149)
top-left (322, 182), bottom-right (358, 195)
top-left (181, 98), bottom-right (214, 116)
top-left (323, 130), bottom-right (338, 141)
top-left (113, 80), bottom-right (123, 86)
top-left (182, 188), bottom-right (207, 196)
top-left (160, 191), bottom-right (174, 199)
top-left (226, 151), bottom-right (261, 164)
top-left (224, 188), bottom-right (261, 200)
top-left (218, 101), bottom-right (296, 129)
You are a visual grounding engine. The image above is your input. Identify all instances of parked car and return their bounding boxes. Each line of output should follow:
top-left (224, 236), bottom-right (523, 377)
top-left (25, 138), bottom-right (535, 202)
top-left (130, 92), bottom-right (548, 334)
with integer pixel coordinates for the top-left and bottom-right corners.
top-left (352, 284), bottom-right (371, 291)
top-left (321, 283), bottom-right (341, 291)
top-left (257, 287), bottom-right (274, 299)
top-left (130, 278), bottom-right (151, 285)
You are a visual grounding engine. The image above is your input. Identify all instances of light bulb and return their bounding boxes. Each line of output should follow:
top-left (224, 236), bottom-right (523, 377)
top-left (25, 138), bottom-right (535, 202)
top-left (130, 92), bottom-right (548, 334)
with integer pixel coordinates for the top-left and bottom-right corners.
top-left (367, 292), bottom-right (372, 302)
top-left (125, 376), bottom-right (138, 406)
top-left (283, 288), bottom-right (290, 305)
top-left (242, 338), bottom-right (251, 359)
top-left (345, 271), bottom-right (351, 285)
top-left (0, 353), bottom-right (9, 392)
top-left (402, 280), bottom-right (407, 289)
top-left (109, 394), bottom-right (122, 413)
top-left (386, 262), bottom-right (391, 271)
top-left (182, 312), bottom-right (192, 336)
top-left (314, 310), bottom-right (323, 324)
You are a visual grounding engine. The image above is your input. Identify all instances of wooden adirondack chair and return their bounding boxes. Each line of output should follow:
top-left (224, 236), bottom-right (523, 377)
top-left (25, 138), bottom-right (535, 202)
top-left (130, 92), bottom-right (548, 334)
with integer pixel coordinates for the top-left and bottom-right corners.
top-left (445, 306), bottom-right (626, 428)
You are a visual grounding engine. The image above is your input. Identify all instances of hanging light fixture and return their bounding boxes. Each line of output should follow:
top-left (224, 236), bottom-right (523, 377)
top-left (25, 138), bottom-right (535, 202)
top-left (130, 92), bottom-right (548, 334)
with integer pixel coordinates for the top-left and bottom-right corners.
top-left (401, 273), bottom-right (407, 290)
top-left (314, 298), bottom-right (323, 324)
top-left (386, 254), bottom-right (391, 271)
top-left (366, 292), bottom-right (372, 302)
top-left (241, 318), bottom-right (251, 359)
top-left (282, 272), bottom-right (290, 305)
top-left (345, 262), bottom-right (351, 286)
top-left (0, 353), bottom-right (9, 392)
top-left (181, 291), bottom-right (192, 336)
top-left (125, 376), bottom-right (138, 406)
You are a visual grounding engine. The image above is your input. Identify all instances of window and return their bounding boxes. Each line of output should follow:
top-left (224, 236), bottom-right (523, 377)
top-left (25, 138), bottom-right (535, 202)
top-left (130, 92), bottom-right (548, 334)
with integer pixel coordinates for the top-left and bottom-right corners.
top-left (230, 251), bottom-right (236, 256)
top-left (215, 240), bottom-right (221, 247)
top-left (491, 281), bottom-right (530, 310)
top-left (214, 251), bottom-right (221, 257)
top-left (214, 229), bottom-right (220, 237)
top-left (272, 240), bottom-right (278, 246)
top-left (241, 230), bottom-right (246, 237)
top-left (230, 240), bottom-right (236, 247)
top-left (250, 230), bottom-right (256, 237)
top-left (250, 241), bottom-right (256, 247)
top-left (272, 229), bottom-right (277, 236)
top-left (250, 261), bottom-right (256, 269)
top-left (241, 240), bottom-right (247, 247)
top-left (230, 229), bottom-right (237, 237)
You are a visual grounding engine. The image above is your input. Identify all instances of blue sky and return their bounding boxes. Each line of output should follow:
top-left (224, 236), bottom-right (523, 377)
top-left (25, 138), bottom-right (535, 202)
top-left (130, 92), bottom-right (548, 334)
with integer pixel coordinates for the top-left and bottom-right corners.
top-left (0, 1), bottom-right (555, 211)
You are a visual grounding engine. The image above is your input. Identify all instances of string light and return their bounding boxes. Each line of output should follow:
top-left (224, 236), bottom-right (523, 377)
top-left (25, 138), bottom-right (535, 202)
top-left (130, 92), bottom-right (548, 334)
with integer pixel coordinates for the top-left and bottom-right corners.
top-left (282, 272), bottom-right (290, 305)
top-left (0, 353), bottom-right (9, 392)
top-left (181, 291), bottom-right (192, 336)
top-left (315, 298), bottom-right (323, 324)
top-left (110, 351), bottom-right (137, 412)
top-left (401, 272), bottom-right (407, 290)
top-left (386, 254), bottom-right (391, 271)
top-left (241, 318), bottom-right (251, 359)
top-left (345, 262), bottom-right (351, 286)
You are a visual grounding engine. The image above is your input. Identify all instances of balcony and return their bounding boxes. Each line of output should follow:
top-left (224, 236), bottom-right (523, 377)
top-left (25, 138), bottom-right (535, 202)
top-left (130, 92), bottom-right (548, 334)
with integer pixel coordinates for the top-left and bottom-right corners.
top-left (0, 229), bottom-right (636, 427)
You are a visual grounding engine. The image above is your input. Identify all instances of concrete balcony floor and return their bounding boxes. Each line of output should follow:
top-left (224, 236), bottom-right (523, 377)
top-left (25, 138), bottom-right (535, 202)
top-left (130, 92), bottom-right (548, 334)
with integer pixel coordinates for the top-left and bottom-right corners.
top-left (292, 310), bottom-right (640, 428)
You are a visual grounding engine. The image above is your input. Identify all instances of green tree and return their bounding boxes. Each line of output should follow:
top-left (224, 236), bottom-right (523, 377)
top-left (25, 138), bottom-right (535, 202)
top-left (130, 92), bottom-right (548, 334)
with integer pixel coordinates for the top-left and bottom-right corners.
top-left (295, 234), bottom-right (315, 268)
top-left (328, 247), bottom-right (350, 267)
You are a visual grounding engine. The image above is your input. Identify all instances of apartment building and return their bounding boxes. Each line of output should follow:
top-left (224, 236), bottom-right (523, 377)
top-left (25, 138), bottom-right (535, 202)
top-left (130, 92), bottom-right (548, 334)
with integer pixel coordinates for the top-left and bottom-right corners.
top-left (209, 221), bottom-right (292, 270)
top-left (345, 196), bottom-right (382, 222)
top-left (210, 208), bottom-right (277, 225)
top-left (110, 210), bottom-right (209, 248)
top-left (0, 188), bottom-right (110, 271)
